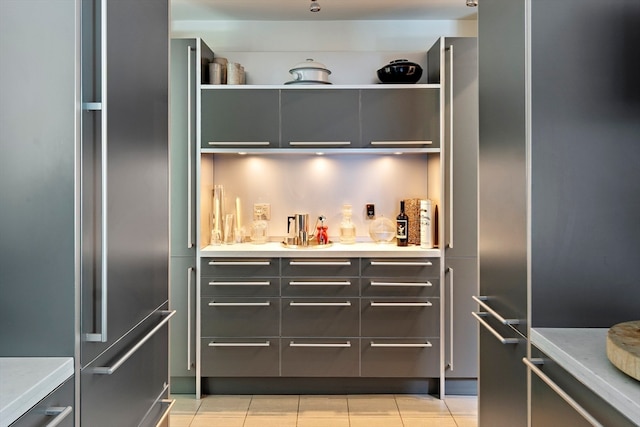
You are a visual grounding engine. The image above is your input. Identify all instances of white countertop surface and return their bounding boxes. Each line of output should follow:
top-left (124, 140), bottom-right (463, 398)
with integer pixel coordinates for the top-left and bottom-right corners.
top-left (201, 241), bottom-right (441, 258)
top-left (0, 357), bottom-right (74, 427)
top-left (531, 328), bottom-right (640, 424)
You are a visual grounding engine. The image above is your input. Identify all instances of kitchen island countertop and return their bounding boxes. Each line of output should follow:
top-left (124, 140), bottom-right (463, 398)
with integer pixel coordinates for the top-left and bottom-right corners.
top-left (0, 357), bottom-right (73, 427)
top-left (531, 328), bottom-right (640, 425)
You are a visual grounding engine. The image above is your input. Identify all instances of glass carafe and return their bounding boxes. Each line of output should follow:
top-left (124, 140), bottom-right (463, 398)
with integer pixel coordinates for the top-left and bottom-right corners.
top-left (339, 204), bottom-right (356, 244)
top-left (211, 185), bottom-right (224, 245)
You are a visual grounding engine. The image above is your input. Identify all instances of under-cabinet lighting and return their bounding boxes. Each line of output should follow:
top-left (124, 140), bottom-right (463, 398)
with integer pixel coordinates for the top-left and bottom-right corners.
top-left (394, 152), bottom-right (403, 155)
top-left (238, 152), bottom-right (247, 155)
top-left (316, 152), bottom-right (325, 156)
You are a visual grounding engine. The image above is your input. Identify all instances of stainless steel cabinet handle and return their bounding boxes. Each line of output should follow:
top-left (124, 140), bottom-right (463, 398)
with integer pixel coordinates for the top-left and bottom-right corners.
top-left (472, 295), bottom-right (520, 325)
top-left (187, 267), bottom-right (194, 371)
top-left (208, 141), bottom-right (270, 146)
top-left (209, 341), bottom-right (271, 347)
top-left (370, 281), bottom-right (432, 287)
top-left (208, 260), bottom-right (270, 266)
top-left (471, 312), bottom-right (519, 344)
top-left (84, 0), bottom-right (109, 343)
top-left (44, 406), bottom-right (73, 427)
top-left (94, 310), bottom-right (176, 374)
top-left (370, 261), bottom-right (432, 266)
top-left (209, 281), bottom-right (271, 286)
top-left (370, 342), bottom-right (433, 348)
top-left (187, 46), bottom-right (195, 249)
top-left (370, 141), bottom-right (433, 145)
top-left (289, 301), bottom-right (352, 307)
top-left (447, 44), bottom-right (454, 249)
top-left (370, 301), bottom-right (432, 307)
top-left (446, 266), bottom-right (454, 371)
top-left (289, 341), bottom-right (351, 348)
top-left (523, 358), bottom-right (604, 427)
top-left (208, 301), bottom-right (271, 307)
top-left (289, 261), bottom-right (351, 266)
top-left (155, 399), bottom-right (176, 427)
top-left (289, 281), bottom-right (351, 286)
top-left (288, 141), bottom-right (351, 146)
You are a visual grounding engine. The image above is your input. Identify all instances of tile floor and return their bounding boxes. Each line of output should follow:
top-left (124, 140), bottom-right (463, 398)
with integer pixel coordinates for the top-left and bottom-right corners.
top-left (170, 394), bottom-right (477, 427)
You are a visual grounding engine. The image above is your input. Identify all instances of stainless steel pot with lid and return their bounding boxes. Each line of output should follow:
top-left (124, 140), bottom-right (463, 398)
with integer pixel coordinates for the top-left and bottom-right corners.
top-left (288, 59), bottom-right (331, 83)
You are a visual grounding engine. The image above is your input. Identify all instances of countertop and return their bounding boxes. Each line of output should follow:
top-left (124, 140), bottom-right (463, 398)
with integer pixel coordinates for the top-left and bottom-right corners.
top-left (201, 241), bottom-right (441, 258)
top-left (531, 328), bottom-right (640, 424)
top-left (0, 357), bottom-right (74, 427)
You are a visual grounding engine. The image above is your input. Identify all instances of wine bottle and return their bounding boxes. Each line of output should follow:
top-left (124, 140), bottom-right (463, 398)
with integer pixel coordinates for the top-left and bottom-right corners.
top-left (396, 200), bottom-right (408, 247)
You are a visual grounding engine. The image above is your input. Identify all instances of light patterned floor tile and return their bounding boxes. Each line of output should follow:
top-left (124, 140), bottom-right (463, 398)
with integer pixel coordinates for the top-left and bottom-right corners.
top-left (168, 414), bottom-right (195, 427)
top-left (171, 395), bottom-right (203, 414)
top-left (296, 416), bottom-right (350, 427)
top-left (395, 394), bottom-right (451, 417)
top-left (242, 415), bottom-right (298, 427)
top-left (349, 415), bottom-right (404, 427)
top-left (347, 394), bottom-right (400, 416)
top-left (444, 396), bottom-right (478, 416)
top-left (247, 395), bottom-right (300, 416)
top-left (189, 415), bottom-right (246, 427)
top-left (298, 395), bottom-right (349, 417)
top-left (402, 416), bottom-right (459, 427)
top-left (454, 415), bottom-right (479, 427)
top-left (197, 395), bottom-right (252, 417)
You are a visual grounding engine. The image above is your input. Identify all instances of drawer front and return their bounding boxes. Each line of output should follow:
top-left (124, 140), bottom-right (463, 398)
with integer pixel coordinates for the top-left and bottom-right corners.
top-left (361, 338), bottom-right (440, 377)
top-left (282, 298), bottom-right (359, 337)
top-left (201, 297), bottom-right (280, 337)
top-left (361, 298), bottom-right (440, 337)
top-left (201, 338), bottom-right (280, 377)
top-left (201, 276), bottom-right (280, 297)
top-left (281, 258), bottom-right (359, 277)
top-left (361, 277), bottom-right (439, 297)
top-left (361, 258), bottom-right (439, 278)
top-left (11, 377), bottom-right (74, 427)
top-left (281, 339), bottom-right (359, 377)
top-left (200, 258), bottom-right (280, 277)
top-left (281, 277), bottom-right (359, 297)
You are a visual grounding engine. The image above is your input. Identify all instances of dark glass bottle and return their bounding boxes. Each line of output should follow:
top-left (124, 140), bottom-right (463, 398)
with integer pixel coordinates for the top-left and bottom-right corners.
top-left (396, 200), bottom-right (408, 246)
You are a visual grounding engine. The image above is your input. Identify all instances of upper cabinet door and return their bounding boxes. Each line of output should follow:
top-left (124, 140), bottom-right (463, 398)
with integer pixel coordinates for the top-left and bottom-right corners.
top-left (281, 89), bottom-right (361, 148)
top-left (201, 89), bottom-right (279, 148)
top-left (361, 88), bottom-right (440, 149)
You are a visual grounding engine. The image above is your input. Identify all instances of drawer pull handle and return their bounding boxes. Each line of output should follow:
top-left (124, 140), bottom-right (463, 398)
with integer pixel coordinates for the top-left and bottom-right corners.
top-left (289, 281), bottom-right (351, 286)
top-left (523, 358), bottom-right (604, 427)
top-left (208, 141), bottom-right (270, 146)
top-left (370, 301), bottom-right (432, 307)
top-left (370, 261), bottom-right (433, 266)
top-left (289, 301), bottom-right (352, 307)
top-left (289, 341), bottom-right (351, 348)
top-left (44, 406), bottom-right (73, 427)
top-left (209, 341), bottom-right (271, 347)
top-left (370, 342), bottom-right (433, 348)
top-left (208, 301), bottom-right (271, 307)
top-left (288, 141), bottom-right (351, 146)
top-left (472, 312), bottom-right (520, 345)
top-left (370, 281), bottom-right (432, 287)
top-left (209, 281), bottom-right (271, 286)
top-left (370, 141), bottom-right (433, 145)
top-left (472, 295), bottom-right (520, 325)
top-left (94, 310), bottom-right (175, 375)
top-left (155, 398), bottom-right (176, 427)
top-left (289, 261), bottom-right (351, 266)
top-left (208, 261), bottom-right (271, 266)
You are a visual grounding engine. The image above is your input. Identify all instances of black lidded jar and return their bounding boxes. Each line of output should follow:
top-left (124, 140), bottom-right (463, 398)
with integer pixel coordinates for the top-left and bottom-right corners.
top-left (396, 200), bottom-right (409, 246)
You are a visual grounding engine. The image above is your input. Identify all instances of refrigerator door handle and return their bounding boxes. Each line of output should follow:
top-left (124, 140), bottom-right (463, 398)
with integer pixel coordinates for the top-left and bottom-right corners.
top-left (446, 44), bottom-right (454, 249)
top-left (446, 266), bottom-right (454, 371)
top-left (472, 312), bottom-right (520, 344)
top-left (93, 310), bottom-right (176, 375)
top-left (523, 358), bottom-right (604, 427)
top-left (187, 46), bottom-right (194, 249)
top-left (187, 267), bottom-right (194, 371)
top-left (43, 406), bottom-right (73, 427)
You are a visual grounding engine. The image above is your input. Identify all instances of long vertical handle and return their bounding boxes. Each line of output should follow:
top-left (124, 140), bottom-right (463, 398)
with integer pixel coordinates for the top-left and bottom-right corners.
top-left (447, 44), bottom-right (454, 249)
top-left (187, 46), bottom-right (194, 249)
top-left (446, 266), bottom-right (454, 371)
top-left (187, 266), bottom-right (194, 371)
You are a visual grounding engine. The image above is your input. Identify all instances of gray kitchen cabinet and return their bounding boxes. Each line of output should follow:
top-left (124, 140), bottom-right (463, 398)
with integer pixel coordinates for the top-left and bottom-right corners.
top-left (361, 338), bottom-right (440, 378)
top-left (10, 378), bottom-right (74, 427)
top-left (201, 297), bottom-right (280, 337)
top-left (201, 338), bottom-right (280, 377)
top-left (281, 89), bottom-right (361, 148)
top-left (201, 89), bottom-right (280, 148)
top-left (360, 88), bottom-right (440, 149)
top-left (281, 339), bottom-right (360, 377)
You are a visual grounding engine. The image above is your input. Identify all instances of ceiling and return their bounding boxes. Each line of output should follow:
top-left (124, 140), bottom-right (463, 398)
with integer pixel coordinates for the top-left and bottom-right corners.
top-left (171, 0), bottom-right (478, 22)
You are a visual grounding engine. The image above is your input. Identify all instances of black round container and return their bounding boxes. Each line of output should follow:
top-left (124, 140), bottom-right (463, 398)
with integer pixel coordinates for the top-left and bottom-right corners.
top-left (377, 59), bottom-right (423, 84)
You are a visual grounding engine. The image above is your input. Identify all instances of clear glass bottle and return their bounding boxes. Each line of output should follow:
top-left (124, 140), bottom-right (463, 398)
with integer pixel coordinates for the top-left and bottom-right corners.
top-left (339, 204), bottom-right (356, 244)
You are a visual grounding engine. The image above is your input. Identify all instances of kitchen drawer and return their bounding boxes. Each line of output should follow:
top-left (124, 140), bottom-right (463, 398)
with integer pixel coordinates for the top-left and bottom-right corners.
top-left (361, 338), bottom-right (440, 377)
top-left (281, 339), bottom-right (359, 377)
top-left (361, 277), bottom-right (439, 297)
top-left (201, 338), bottom-right (280, 377)
top-left (201, 276), bottom-right (280, 297)
top-left (361, 258), bottom-right (439, 278)
top-left (281, 277), bottom-right (359, 297)
top-left (281, 258), bottom-right (358, 277)
top-left (201, 297), bottom-right (280, 337)
top-left (361, 298), bottom-right (439, 337)
top-left (281, 297), bottom-right (359, 337)
top-left (200, 258), bottom-right (280, 277)
top-left (10, 377), bottom-right (74, 427)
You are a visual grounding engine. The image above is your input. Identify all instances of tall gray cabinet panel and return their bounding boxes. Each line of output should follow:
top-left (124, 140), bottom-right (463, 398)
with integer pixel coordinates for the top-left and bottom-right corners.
top-left (0, 0), bottom-right (171, 425)
top-left (170, 38), bottom-right (213, 394)
top-left (477, 0), bottom-right (528, 426)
